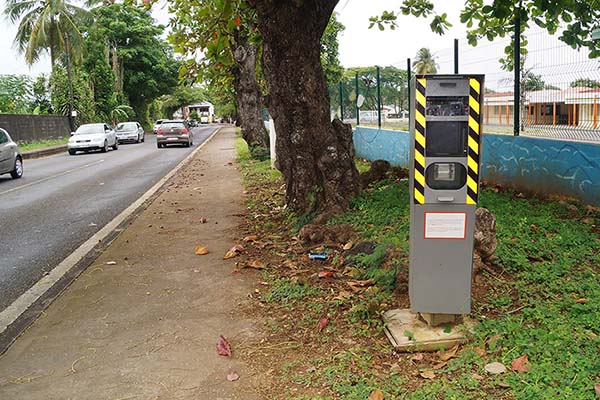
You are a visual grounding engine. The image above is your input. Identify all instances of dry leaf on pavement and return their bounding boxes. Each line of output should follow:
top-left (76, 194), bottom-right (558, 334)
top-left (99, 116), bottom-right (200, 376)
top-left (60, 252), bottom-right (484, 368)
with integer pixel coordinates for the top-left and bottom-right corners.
top-left (227, 371), bottom-right (240, 382)
top-left (318, 271), bottom-right (334, 278)
top-left (217, 335), bottom-right (232, 357)
top-left (484, 362), bottom-right (507, 375)
top-left (224, 251), bottom-right (237, 259)
top-left (316, 317), bottom-right (329, 332)
top-left (511, 355), bottom-right (530, 373)
top-left (419, 370), bottom-right (435, 380)
top-left (368, 389), bottom-right (384, 400)
top-left (195, 245), bottom-right (209, 255)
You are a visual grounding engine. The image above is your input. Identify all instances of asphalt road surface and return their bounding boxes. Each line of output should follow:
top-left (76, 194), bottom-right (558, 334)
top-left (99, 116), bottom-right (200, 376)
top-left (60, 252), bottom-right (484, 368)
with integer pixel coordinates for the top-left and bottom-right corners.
top-left (0, 125), bottom-right (219, 312)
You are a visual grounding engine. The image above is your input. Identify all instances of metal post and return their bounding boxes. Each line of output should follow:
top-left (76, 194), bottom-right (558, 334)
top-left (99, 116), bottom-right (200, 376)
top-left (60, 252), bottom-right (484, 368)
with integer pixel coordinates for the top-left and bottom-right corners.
top-left (355, 72), bottom-right (360, 126)
top-left (513, 12), bottom-right (521, 136)
top-left (376, 66), bottom-right (382, 128)
top-left (407, 58), bottom-right (411, 123)
top-left (454, 39), bottom-right (459, 74)
top-left (339, 81), bottom-right (344, 121)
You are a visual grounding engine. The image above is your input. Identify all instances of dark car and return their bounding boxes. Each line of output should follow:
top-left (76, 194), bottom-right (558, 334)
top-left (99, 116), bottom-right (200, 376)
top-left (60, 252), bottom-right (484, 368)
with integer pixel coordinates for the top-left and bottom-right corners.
top-left (156, 120), bottom-right (194, 148)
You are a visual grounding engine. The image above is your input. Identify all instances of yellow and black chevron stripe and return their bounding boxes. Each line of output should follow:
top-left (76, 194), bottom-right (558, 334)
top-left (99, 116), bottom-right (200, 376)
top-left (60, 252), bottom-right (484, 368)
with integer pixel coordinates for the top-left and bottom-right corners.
top-left (413, 77), bottom-right (427, 205)
top-left (467, 77), bottom-right (482, 205)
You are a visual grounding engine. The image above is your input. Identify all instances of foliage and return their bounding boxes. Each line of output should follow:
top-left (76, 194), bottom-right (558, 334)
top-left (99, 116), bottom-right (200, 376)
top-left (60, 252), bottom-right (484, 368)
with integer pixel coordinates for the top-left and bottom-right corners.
top-left (372, 0), bottom-right (600, 70)
top-left (266, 278), bottom-right (320, 305)
top-left (31, 75), bottom-right (52, 114)
top-left (5, 0), bottom-right (89, 65)
top-left (320, 13), bottom-right (345, 85)
top-left (412, 47), bottom-right (438, 74)
top-left (17, 137), bottom-right (69, 150)
top-left (159, 85), bottom-right (207, 119)
top-left (522, 72), bottom-right (545, 91)
top-left (0, 74), bottom-right (34, 114)
top-left (570, 78), bottom-right (600, 88)
top-left (49, 65), bottom-right (96, 123)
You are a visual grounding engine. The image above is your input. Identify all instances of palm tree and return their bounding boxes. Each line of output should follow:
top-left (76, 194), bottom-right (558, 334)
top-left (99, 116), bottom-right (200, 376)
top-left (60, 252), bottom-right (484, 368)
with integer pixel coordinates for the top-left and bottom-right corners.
top-left (413, 48), bottom-right (439, 75)
top-left (5, 0), bottom-right (89, 65)
top-left (5, 0), bottom-right (89, 129)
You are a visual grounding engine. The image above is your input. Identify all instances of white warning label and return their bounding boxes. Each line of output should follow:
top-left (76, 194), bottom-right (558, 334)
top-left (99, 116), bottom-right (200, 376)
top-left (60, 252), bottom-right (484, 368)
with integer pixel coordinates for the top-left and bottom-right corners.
top-left (424, 212), bottom-right (467, 239)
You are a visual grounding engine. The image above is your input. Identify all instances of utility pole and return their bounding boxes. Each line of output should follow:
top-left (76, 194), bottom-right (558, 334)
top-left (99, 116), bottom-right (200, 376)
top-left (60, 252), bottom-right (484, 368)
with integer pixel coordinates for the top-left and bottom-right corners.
top-left (513, 6), bottom-right (521, 136)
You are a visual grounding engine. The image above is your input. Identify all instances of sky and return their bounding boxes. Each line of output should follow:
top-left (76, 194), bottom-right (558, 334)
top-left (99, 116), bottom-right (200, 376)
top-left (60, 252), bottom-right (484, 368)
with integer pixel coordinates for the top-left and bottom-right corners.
top-left (2, 0), bottom-right (598, 91)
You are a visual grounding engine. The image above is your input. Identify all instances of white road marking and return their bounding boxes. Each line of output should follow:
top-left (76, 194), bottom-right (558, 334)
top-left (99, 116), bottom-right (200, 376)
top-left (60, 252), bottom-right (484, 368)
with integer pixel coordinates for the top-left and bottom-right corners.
top-left (0, 159), bottom-right (106, 196)
top-left (0, 127), bottom-right (221, 336)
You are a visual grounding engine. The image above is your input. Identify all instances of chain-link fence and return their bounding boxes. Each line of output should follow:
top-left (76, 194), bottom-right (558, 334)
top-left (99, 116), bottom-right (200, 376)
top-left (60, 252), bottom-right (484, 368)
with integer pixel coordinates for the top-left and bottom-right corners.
top-left (330, 25), bottom-right (600, 143)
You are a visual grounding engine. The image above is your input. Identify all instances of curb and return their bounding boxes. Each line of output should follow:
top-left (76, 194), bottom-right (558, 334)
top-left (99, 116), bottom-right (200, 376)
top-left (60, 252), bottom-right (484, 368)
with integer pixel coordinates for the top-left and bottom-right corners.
top-left (0, 127), bottom-right (223, 355)
top-left (21, 144), bottom-right (67, 160)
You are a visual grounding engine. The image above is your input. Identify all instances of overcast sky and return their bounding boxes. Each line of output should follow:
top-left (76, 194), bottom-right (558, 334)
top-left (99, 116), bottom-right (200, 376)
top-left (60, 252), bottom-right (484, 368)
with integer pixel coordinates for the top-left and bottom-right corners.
top-left (2, 0), bottom-right (597, 91)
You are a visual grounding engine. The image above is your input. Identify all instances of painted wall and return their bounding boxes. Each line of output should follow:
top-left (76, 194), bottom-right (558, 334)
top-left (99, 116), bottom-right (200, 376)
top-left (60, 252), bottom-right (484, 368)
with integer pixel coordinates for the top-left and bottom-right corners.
top-left (353, 126), bottom-right (600, 206)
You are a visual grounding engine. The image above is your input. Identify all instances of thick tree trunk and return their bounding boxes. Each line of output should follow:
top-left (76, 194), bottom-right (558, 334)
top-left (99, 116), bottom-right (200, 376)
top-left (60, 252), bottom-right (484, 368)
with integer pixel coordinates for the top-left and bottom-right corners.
top-left (250, 0), bottom-right (359, 214)
top-left (232, 31), bottom-right (269, 148)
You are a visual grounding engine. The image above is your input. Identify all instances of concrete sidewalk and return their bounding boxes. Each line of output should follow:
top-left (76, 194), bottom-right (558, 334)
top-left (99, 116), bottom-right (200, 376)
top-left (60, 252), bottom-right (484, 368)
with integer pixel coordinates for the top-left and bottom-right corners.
top-left (0, 127), bottom-right (261, 399)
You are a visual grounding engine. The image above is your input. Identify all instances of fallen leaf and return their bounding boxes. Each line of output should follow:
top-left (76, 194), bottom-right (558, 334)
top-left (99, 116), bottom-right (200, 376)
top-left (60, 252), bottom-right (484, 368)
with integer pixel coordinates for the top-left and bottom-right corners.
top-left (318, 271), bottom-right (334, 278)
top-left (347, 279), bottom-right (375, 288)
top-left (473, 346), bottom-right (487, 357)
top-left (343, 266), bottom-right (362, 278)
top-left (316, 317), bottom-right (329, 332)
top-left (105, 261), bottom-right (117, 265)
top-left (511, 355), bottom-right (530, 373)
top-left (498, 381), bottom-right (511, 388)
top-left (243, 235), bottom-right (258, 242)
top-left (230, 245), bottom-right (245, 253)
top-left (217, 335), bottom-right (232, 357)
top-left (575, 298), bottom-right (588, 304)
top-left (438, 345), bottom-right (459, 361)
top-left (433, 361), bottom-right (448, 370)
top-left (411, 353), bottom-right (424, 362)
top-left (195, 245), bottom-right (209, 255)
top-left (484, 362), bottom-right (506, 375)
top-left (594, 383), bottom-right (600, 397)
top-left (419, 370), bottom-right (435, 380)
top-left (472, 373), bottom-right (484, 381)
top-left (244, 260), bottom-right (266, 269)
top-left (226, 371), bottom-right (239, 382)
top-left (368, 389), bottom-right (385, 400)
top-left (343, 242), bottom-right (353, 250)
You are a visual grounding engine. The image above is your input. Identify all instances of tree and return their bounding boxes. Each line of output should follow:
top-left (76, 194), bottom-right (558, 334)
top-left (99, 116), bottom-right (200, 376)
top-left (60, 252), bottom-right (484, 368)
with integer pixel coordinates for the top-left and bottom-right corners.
top-left (372, 1), bottom-right (600, 69)
top-left (0, 75), bottom-right (34, 114)
top-left (321, 13), bottom-right (345, 85)
top-left (31, 74), bottom-right (53, 114)
top-left (92, 4), bottom-right (179, 126)
top-left (50, 65), bottom-right (96, 124)
top-left (522, 73), bottom-right (545, 92)
top-left (570, 78), bottom-right (600, 88)
top-left (412, 48), bottom-right (438, 74)
top-left (247, 1), bottom-right (360, 214)
top-left (159, 85), bottom-right (207, 119)
top-left (169, 0), bottom-right (269, 148)
top-left (5, 0), bottom-right (88, 65)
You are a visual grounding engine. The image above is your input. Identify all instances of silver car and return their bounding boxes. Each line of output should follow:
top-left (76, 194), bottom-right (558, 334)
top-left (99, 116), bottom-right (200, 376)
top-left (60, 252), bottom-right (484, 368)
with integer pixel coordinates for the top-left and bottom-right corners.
top-left (115, 121), bottom-right (145, 144)
top-left (68, 123), bottom-right (118, 155)
top-left (0, 128), bottom-right (23, 179)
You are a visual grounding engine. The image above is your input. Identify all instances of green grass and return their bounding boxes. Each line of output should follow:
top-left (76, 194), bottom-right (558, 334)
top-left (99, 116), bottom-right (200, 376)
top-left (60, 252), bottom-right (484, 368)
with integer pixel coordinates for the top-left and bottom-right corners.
top-left (18, 137), bottom-right (69, 152)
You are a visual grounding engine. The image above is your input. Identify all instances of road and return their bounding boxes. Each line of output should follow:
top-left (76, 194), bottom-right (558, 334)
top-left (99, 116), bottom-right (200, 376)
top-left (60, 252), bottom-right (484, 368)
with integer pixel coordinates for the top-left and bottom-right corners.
top-left (0, 125), bottom-right (219, 312)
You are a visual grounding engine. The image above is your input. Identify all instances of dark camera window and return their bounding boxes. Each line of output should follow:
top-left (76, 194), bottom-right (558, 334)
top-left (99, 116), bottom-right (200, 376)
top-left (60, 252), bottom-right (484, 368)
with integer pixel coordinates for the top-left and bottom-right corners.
top-left (426, 96), bottom-right (469, 116)
top-left (425, 162), bottom-right (467, 190)
top-left (426, 121), bottom-right (468, 157)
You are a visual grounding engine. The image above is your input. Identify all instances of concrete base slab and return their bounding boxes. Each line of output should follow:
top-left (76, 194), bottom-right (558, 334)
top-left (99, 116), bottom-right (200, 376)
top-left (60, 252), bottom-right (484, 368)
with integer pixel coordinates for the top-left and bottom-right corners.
top-left (383, 309), bottom-right (475, 352)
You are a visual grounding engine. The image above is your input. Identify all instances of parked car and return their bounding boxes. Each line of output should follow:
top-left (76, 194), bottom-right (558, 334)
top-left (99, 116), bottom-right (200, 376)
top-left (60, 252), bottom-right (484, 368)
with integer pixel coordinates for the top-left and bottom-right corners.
top-left (156, 120), bottom-right (194, 148)
top-left (152, 120), bottom-right (163, 134)
top-left (68, 123), bottom-right (118, 155)
top-left (0, 128), bottom-right (23, 179)
top-left (115, 121), bottom-right (145, 143)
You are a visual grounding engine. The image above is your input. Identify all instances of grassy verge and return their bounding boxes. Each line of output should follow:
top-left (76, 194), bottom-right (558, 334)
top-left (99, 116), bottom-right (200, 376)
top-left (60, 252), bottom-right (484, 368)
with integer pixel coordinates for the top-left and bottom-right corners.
top-left (235, 133), bottom-right (600, 399)
top-left (18, 137), bottom-right (69, 152)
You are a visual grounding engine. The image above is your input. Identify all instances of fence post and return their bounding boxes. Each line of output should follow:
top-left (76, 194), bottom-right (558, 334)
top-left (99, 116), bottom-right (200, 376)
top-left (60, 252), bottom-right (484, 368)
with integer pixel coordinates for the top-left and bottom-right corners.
top-left (355, 72), bottom-right (360, 126)
top-left (407, 58), bottom-right (411, 123)
top-left (339, 81), bottom-right (344, 121)
top-left (376, 65), bottom-right (382, 129)
top-left (513, 12), bottom-right (521, 136)
top-left (454, 39), bottom-right (459, 74)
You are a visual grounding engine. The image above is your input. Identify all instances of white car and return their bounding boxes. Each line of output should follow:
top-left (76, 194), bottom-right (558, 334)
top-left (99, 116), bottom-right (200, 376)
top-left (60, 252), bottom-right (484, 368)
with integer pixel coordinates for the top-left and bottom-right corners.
top-left (115, 121), bottom-right (145, 143)
top-left (68, 123), bottom-right (118, 155)
top-left (152, 120), bottom-right (163, 134)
